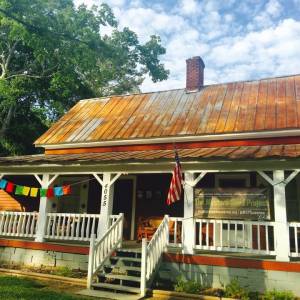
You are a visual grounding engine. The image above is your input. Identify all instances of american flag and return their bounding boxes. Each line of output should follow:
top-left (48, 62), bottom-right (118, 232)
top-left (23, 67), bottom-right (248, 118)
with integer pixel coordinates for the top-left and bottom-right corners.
top-left (166, 151), bottom-right (184, 205)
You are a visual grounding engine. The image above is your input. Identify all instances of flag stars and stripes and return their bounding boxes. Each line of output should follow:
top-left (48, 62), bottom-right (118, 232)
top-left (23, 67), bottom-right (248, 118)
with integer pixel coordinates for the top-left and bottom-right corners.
top-left (167, 151), bottom-right (184, 205)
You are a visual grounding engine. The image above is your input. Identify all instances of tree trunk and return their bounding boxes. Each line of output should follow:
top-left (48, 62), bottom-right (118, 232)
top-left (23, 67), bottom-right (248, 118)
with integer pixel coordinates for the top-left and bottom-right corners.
top-left (0, 105), bottom-right (15, 138)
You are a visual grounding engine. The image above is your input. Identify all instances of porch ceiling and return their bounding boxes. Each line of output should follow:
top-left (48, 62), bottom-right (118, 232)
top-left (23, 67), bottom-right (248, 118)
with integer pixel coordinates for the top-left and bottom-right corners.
top-left (1, 144), bottom-right (300, 165)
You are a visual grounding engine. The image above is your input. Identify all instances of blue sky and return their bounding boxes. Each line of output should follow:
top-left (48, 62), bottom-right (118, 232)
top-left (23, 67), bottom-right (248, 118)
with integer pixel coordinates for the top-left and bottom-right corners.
top-left (74, 0), bottom-right (300, 92)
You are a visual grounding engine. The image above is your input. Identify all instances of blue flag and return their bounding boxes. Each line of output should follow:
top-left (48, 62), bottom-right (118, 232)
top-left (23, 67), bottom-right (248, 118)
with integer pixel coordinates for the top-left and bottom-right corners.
top-left (0, 179), bottom-right (7, 189)
top-left (54, 187), bottom-right (63, 197)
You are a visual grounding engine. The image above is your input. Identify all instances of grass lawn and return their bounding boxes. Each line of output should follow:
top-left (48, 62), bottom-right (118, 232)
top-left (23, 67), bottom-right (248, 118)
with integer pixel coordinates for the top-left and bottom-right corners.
top-left (0, 275), bottom-right (90, 300)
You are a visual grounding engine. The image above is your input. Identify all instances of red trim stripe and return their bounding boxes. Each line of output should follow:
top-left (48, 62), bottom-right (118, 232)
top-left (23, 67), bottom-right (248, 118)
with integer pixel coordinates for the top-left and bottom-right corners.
top-left (0, 239), bottom-right (89, 255)
top-left (163, 253), bottom-right (300, 273)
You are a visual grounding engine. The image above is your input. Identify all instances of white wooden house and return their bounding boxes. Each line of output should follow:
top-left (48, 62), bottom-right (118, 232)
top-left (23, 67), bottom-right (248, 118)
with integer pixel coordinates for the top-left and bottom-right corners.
top-left (0, 56), bottom-right (300, 297)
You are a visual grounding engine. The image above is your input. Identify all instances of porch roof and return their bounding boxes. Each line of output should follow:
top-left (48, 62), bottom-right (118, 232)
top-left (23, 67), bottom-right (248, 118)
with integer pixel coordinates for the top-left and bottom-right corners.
top-left (1, 144), bottom-right (300, 165)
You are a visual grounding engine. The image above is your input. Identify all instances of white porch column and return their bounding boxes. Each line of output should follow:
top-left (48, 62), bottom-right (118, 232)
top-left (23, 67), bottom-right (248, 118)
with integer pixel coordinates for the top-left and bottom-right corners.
top-left (35, 174), bottom-right (50, 242)
top-left (98, 173), bottom-right (115, 238)
top-left (273, 170), bottom-right (290, 262)
top-left (183, 172), bottom-right (195, 254)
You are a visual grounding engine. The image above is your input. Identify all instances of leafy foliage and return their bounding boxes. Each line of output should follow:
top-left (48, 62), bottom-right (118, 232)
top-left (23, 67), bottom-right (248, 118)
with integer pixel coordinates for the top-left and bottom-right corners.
top-left (263, 290), bottom-right (295, 300)
top-left (0, 0), bottom-right (168, 155)
top-left (174, 276), bottom-right (206, 294)
top-left (224, 278), bottom-right (250, 300)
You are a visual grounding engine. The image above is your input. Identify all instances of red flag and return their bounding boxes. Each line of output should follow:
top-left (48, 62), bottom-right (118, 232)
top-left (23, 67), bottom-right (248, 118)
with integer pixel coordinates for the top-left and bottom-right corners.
top-left (5, 182), bottom-right (15, 193)
top-left (166, 151), bottom-right (183, 205)
top-left (46, 187), bottom-right (54, 197)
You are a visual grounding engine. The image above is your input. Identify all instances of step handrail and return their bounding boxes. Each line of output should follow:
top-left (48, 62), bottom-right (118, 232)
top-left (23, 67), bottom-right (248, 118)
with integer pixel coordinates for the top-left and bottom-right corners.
top-left (87, 213), bottom-right (124, 288)
top-left (140, 214), bottom-right (169, 297)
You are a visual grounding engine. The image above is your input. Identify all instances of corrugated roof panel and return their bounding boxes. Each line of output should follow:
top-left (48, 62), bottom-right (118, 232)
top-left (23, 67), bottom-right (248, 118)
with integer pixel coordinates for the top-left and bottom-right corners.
top-left (35, 75), bottom-right (300, 146)
top-left (3, 143), bottom-right (300, 165)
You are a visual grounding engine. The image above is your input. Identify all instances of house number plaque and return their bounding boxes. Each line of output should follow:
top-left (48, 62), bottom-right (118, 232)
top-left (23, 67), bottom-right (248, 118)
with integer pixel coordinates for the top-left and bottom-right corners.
top-left (102, 183), bottom-right (109, 207)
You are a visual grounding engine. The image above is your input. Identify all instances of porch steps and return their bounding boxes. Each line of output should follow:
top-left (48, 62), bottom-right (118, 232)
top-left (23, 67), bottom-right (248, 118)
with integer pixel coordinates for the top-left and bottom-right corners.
top-left (91, 282), bottom-right (140, 293)
top-left (77, 288), bottom-right (141, 300)
top-left (104, 273), bottom-right (141, 282)
top-left (103, 264), bottom-right (141, 272)
top-left (89, 248), bottom-right (143, 299)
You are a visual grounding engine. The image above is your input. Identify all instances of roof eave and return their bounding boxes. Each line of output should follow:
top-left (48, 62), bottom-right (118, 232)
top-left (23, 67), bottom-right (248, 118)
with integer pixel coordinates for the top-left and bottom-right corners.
top-left (35, 129), bottom-right (300, 150)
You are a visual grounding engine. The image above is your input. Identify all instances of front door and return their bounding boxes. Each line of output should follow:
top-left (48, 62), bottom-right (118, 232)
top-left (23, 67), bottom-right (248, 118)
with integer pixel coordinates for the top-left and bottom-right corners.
top-left (113, 179), bottom-right (135, 240)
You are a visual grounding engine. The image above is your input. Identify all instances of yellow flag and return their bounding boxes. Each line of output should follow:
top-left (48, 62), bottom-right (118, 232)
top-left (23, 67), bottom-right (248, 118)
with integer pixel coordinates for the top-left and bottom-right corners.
top-left (22, 186), bottom-right (30, 196)
top-left (30, 187), bottom-right (39, 197)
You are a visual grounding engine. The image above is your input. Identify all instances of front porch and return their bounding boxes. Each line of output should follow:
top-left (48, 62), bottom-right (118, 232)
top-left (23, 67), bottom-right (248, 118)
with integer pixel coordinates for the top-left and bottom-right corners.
top-left (0, 211), bottom-right (299, 259)
top-left (0, 164), bottom-right (300, 297)
top-left (0, 168), bottom-right (300, 261)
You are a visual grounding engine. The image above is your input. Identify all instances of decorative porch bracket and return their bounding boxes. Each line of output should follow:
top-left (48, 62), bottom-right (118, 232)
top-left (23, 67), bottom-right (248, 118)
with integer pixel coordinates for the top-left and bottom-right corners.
top-left (258, 170), bottom-right (300, 261)
top-left (93, 172), bottom-right (122, 238)
top-left (35, 174), bottom-right (59, 242)
top-left (183, 172), bottom-right (207, 254)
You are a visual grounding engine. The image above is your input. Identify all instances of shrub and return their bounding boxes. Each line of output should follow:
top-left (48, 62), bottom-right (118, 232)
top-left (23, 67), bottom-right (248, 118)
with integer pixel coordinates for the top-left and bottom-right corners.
top-left (263, 290), bottom-right (295, 300)
top-left (174, 276), bottom-right (204, 294)
top-left (224, 278), bottom-right (250, 300)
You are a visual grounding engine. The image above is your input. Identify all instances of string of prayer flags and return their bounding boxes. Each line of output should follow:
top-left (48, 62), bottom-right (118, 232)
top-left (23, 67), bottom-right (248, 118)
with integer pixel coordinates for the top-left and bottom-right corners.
top-left (0, 179), bottom-right (71, 198)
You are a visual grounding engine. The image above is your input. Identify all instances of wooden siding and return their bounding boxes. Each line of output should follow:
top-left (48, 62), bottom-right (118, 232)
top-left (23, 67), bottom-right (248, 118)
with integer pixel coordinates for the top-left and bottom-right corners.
top-left (35, 75), bottom-right (300, 146)
top-left (0, 191), bottom-right (23, 211)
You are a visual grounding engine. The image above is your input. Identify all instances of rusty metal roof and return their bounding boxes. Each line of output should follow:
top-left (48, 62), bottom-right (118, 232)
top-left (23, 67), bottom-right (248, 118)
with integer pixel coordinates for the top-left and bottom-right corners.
top-left (35, 74), bottom-right (300, 146)
top-left (2, 144), bottom-right (300, 165)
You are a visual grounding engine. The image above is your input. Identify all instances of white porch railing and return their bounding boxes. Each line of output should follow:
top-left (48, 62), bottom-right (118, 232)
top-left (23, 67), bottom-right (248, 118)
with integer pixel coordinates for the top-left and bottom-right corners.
top-left (194, 219), bottom-right (276, 255)
top-left (109, 214), bottom-right (119, 227)
top-left (0, 212), bottom-right (38, 238)
top-left (289, 222), bottom-right (300, 257)
top-left (168, 217), bottom-right (182, 247)
top-left (45, 213), bottom-right (101, 241)
top-left (87, 213), bottom-right (124, 288)
top-left (140, 215), bottom-right (169, 297)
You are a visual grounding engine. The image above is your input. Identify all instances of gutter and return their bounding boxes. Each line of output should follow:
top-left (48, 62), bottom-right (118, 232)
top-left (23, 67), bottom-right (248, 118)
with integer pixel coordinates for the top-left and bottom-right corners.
top-left (36, 129), bottom-right (300, 150)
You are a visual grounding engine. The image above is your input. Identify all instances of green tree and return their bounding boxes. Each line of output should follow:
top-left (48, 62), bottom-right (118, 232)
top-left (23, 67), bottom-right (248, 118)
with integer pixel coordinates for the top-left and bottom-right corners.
top-left (0, 0), bottom-right (169, 155)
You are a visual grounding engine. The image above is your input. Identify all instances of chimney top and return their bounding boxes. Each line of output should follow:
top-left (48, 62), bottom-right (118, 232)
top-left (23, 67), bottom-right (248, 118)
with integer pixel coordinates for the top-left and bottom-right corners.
top-left (186, 56), bottom-right (205, 92)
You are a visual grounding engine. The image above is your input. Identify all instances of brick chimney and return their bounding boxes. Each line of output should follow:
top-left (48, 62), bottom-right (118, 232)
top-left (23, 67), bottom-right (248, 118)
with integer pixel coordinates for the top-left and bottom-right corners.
top-left (186, 56), bottom-right (205, 92)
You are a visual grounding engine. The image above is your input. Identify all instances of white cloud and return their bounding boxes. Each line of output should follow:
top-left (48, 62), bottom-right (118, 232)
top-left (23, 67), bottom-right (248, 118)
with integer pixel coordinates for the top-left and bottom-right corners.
top-left (178, 0), bottom-right (198, 15)
top-left (74, 1), bottom-right (300, 93)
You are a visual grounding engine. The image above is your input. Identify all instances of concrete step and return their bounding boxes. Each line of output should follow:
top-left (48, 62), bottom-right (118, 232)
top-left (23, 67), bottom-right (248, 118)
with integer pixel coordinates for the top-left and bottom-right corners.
top-left (92, 282), bottom-right (140, 294)
top-left (117, 248), bottom-right (141, 253)
top-left (111, 256), bottom-right (141, 262)
top-left (77, 288), bottom-right (141, 300)
top-left (104, 273), bottom-right (141, 282)
top-left (104, 264), bottom-right (141, 272)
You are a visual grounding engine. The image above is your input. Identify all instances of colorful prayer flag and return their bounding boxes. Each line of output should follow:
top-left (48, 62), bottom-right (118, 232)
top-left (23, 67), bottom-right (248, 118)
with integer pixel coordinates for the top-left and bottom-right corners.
top-left (40, 188), bottom-right (47, 197)
top-left (5, 182), bottom-right (15, 193)
top-left (46, 187), bottom-right (54, 197)
top-left (0, 179), bottom-right (7, 189)
top-left (30, 188), bottom-right (39, 197)
top-left (22, 186), bottom-right (30, 196)
top-left (15, 185), bottom-right (24, 195)
top-left (54, 187), bottom-right (63, 197)
top-left (63, 185), bottom-right (71, 195)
